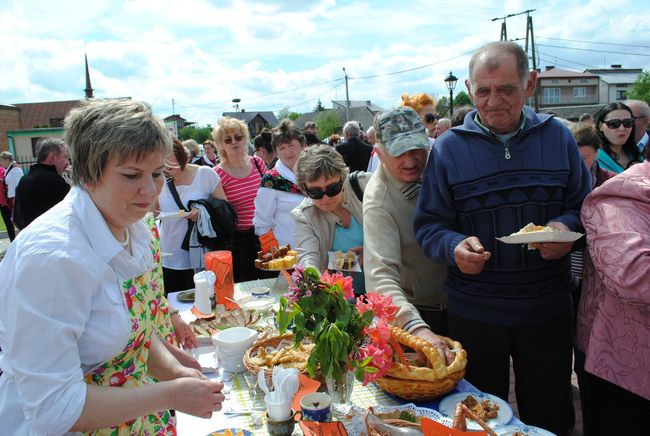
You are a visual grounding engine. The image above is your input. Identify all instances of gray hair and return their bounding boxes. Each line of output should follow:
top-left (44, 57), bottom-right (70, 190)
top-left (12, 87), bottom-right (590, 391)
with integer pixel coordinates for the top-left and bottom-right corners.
top-left (438, 118), bottom-right (451, 129)
top-left (624, 99), bottom-right (650, 117)
top-left (64, 99), bottom-right (172, 186)
top-left (294, 144), bottom-right (349, 190)
top-left (468, 41), bottom-right (530, 85)
top-left (182, 139), bottom-right (200, 158)
top-left (0, 151), bottom-right (14, 162)
top-left (343, 121), bottom-right (361, 138)
top-left (36, 137), bottom-right (66, 163)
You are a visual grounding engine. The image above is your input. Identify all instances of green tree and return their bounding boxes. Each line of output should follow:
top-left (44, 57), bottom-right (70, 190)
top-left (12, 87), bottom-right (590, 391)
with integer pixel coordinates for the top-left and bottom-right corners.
top-left (436, 96), bottom-right (449, 116)
top-left (454, 91), bottom-right (473, 108)
top-left (277, 106), bottom-right (301, 121)
top-left (314, 110), bottom-right (341, 140)
top-left (625, 70), bottom-right (650, 104)
top-left (178, 125), bottom-right (213, 143)
top-left (314, 99), bottom-right (326, 112)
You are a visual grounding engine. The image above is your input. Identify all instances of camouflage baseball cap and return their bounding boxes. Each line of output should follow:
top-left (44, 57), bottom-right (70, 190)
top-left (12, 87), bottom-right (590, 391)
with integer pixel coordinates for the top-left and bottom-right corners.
top-left (374, 106), bottom-right (430, 157)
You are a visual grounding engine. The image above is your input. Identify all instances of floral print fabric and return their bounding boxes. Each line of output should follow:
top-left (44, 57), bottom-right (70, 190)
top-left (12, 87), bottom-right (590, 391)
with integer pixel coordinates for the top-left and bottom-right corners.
top-left (260, 167), bottom-right (301, 194)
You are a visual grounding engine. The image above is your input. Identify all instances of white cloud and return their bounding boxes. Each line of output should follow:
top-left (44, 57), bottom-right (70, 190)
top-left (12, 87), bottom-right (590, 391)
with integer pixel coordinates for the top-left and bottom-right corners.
top-left (1, 0), bottom-right (649, 125)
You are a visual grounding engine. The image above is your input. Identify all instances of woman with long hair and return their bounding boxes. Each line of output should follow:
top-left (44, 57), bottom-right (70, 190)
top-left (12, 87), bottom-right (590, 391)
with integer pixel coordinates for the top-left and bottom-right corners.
top-left (595, 102), bottom-right (644, 173)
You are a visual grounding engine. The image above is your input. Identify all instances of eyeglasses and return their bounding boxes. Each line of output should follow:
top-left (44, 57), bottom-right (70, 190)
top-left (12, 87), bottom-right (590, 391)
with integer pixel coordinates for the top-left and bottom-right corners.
top-left (223, 133), bottom-right (244, 145)
top-left (424, 113), bottom-right (439, 123)
top-left (304, 180), bottom-right (343, 199)
top-left (602, 118), bottom-right (634, 129)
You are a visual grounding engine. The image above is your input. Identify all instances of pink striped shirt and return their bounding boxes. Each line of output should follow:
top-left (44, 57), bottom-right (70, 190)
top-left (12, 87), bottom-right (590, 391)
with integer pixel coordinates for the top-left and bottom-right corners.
top-left (215, 156), bottom-right (267, 230)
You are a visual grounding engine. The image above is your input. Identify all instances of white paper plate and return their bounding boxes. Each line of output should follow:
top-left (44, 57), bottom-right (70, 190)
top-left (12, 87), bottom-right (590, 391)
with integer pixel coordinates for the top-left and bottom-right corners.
top-left (495, 424), bottom-right (556, 436)
top-left (190, 344), bottom-right (218, 373)
top-left (236, 295), bottom-right (275, 312)
top-left (497, 230), bottom-right (583, 244)
top-left (327, 251), bottom-right (362, 272)
top-left (158, 210), bottom-right (190, 221)
top-left (438, 391), bottom-right (513, 430)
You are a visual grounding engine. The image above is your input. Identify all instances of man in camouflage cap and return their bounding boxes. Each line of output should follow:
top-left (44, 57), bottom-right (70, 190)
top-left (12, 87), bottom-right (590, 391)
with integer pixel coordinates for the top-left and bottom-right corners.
top-left (363, 106), bottom-right (452, 362)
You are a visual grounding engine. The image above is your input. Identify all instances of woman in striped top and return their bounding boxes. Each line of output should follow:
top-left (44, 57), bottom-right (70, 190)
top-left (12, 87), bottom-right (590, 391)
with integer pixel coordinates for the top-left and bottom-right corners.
top-left (213, 116), bottom-right (268, 282)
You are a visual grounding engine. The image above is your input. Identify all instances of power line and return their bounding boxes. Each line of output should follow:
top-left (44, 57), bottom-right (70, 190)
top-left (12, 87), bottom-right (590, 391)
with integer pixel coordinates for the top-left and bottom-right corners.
top-left (537, 43), bottom-right (650, 57)
top-left (537, 36), bottom-right (650, 50)
top-left (350, 50), bottom-right (473, 80)
top-left (537, 50), bottom-right (598, 69)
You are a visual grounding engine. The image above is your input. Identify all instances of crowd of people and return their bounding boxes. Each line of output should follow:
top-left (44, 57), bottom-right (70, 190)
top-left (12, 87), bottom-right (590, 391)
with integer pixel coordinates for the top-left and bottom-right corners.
top-left (0, 40), bottom-right (648, 435)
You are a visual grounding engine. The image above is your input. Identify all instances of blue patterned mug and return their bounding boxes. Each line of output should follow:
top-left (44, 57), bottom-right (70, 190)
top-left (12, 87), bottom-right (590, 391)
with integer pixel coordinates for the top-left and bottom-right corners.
top-left (299, 392), bottom-right (332, 422)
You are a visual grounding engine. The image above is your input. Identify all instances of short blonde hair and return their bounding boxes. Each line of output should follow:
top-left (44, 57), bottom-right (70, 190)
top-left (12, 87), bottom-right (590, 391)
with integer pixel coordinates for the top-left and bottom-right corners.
top-left (294, 144), bottom-right (348, 190)
top-left (400, 93), bottom-right (436, 115)
top-left (212, 117), bottom-right (250, 165)
top-left (65, 99), bottom-right (172, 186)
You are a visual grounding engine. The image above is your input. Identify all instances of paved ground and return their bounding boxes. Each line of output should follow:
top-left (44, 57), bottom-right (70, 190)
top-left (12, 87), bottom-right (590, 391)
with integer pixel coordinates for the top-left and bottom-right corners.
top-left (0, 231), bottom-right (8, 261)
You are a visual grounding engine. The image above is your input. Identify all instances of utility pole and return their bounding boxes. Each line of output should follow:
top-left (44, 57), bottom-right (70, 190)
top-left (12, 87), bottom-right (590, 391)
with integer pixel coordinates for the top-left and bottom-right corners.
top-left (342, 67), bottom-right (350, 122)
top-left (524, 10), bottom-right (539, 112)
top-left (171, 98), bottom-right (177, 136)
top-left (491, 13), bottom-right (516, 41)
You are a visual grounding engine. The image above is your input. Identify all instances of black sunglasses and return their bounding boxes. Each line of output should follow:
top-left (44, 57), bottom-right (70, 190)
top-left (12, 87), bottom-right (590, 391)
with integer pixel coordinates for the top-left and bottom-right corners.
top-left (304, 180), bottom-right (343, 199)
top-left (424, 113), bottom-right (439, 123)
top-left (602, 118), bottom-right (634, 129)
top-left (223, 133), bottom-right (244, 144)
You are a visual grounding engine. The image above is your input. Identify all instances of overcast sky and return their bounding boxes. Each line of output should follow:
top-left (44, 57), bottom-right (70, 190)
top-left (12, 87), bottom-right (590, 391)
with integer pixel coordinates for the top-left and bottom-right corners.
top-left (2, 0), bottom-right (649, 126)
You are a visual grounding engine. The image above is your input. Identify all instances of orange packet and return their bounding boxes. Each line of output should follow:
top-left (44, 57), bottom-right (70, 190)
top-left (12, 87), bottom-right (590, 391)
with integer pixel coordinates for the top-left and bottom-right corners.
top-left (421, 417), bottom-right (487, 435)
top-left (259, 230), bottom-right (279, 254)
top-left (291, 373), bottom-right (321, 412)
top-left (298, 421), bottom-right (348, 436)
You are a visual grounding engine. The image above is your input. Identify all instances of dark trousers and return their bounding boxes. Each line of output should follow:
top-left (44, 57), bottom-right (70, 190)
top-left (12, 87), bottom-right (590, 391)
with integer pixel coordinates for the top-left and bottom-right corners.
top-left (162, 267), bottom-right (195, 295)
top-left (1, 205), bottom-right (15, 241)
top-left (575, 348), bottom-right (650, 434)
top-left (232, 228), bottom-right (275, 283)
top-left (418, 308), bottom-right (448, 337)
top-left (448, 309), bottom-right (573, 436)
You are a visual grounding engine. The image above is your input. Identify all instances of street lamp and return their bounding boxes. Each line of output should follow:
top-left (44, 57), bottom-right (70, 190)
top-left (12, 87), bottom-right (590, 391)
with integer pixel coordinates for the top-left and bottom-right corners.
top-left (444, 71), bottom-right (458, 116)
top-left (232, 98), bottom-right (241, 118)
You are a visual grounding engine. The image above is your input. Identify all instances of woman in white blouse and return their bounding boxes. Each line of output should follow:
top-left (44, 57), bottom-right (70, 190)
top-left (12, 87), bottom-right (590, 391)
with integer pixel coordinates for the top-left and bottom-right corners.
top-left (156, 138), bottom-right (226, 293)
top-left (0, 100), bottom-right (224, 435)
top-left (253, 119), bottom-right (306, 247)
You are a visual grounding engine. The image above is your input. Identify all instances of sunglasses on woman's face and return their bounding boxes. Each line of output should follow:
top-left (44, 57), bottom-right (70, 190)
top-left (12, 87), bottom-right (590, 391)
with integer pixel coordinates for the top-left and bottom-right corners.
top-left (602, 118), bottom-right (634, 129)
top-left (424, 113), bottom-right (439, 124)
top-left (304, 180), bottom-right (343, 199)
top-left (223, 133), bottom-right (244, 145)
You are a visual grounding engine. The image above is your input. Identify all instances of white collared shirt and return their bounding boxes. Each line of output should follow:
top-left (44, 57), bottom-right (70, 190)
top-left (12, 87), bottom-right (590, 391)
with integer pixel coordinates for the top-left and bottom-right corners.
top-left (5, 164), bottom-right (24, 198)
top-left (253, 159), bottom-right (304, 247)
top-left (638, 131), bottom-right (648, 153)
top-left (0, 187), bottom-right (153, 435)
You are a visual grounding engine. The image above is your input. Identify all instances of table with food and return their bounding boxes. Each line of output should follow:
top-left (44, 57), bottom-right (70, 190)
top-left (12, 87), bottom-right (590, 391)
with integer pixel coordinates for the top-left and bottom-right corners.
top-left (166, 258), bottom-right (557, 436)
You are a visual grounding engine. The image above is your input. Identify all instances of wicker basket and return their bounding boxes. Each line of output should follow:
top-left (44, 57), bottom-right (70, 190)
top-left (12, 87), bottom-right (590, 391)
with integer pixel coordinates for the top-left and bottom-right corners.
top-left (243, 333), bottom-right (320, 383)
top-left (374, 327), bottom-right (467, 401)
top-left (374, 367), bottom-right (465, 401)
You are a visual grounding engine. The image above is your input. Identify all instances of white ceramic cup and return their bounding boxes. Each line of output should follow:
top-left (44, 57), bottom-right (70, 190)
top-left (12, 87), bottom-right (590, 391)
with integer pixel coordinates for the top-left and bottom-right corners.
top-left (212, 327), bottom-right (258, 373)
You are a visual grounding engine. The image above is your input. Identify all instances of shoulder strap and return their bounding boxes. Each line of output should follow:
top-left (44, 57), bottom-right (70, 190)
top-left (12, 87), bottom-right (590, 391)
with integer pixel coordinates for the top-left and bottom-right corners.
top-left (166, 177), bottom-right (188, 211)
top-left (252, 156), bottom-right (264, 177)
top-left (5, 164), bottom-right (14, 176)
top-left (349, 171), bottom-right (364, 202)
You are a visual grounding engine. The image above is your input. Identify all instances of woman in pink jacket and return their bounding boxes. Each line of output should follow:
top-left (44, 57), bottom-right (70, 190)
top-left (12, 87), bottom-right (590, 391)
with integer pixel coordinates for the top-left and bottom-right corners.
top-left (576, 158), bottom-right (650, 433)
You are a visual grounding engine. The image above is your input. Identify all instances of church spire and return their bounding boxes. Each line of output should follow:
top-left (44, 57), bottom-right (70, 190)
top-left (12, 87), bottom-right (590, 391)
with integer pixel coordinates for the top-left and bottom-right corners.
top-left (84, 53), bottom-right (94, 99)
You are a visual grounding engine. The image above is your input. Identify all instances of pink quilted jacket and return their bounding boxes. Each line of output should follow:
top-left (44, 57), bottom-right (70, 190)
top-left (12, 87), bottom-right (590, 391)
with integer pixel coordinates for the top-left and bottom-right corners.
top-left (576, 160), bottom-right (650, 400)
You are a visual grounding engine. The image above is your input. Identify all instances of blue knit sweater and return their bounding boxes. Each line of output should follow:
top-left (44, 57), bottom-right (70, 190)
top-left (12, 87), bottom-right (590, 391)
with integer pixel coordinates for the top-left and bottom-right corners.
top-left (414, 107), bottom-right (592, 327)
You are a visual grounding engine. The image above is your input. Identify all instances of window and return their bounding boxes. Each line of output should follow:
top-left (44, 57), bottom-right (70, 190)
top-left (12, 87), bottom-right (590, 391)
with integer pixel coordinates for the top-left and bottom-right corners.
top-left (31, 137), bottom-right (42, 156)
top-left (543, 88), bottom-right (560, 104)
top-left (551, 79), bottom-right (559, 83)
top-left (49, 117), bottom-right (64, 127)
top-left (573, 87), bottom-right (586, 98)
top-left (616, 90), bottom-right (626, 100)
top-left (580, 78), bottom-right (588, 83)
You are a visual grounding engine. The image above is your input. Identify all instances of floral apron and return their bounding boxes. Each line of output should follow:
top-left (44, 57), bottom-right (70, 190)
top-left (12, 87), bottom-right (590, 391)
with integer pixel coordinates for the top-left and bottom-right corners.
top-left (83, 218), bottom-right (176, 435)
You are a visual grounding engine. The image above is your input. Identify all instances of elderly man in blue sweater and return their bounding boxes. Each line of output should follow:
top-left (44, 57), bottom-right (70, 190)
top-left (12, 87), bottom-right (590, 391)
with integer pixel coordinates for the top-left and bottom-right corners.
top-left (414, 41), bottom-right (591, 435)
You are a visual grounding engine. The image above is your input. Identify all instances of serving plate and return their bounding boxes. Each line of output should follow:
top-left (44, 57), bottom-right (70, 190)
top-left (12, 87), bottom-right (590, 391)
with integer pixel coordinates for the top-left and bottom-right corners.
top-left (438, 391), bottom-right (513, 430)
top-left (496, 231), bottom-right (583, 245)
top-left (495, 423), bottom-right (556, 435)
top-left (327, 251), bottom-right (362, 272)
top-left (158, 210), bottom-right (190, 221)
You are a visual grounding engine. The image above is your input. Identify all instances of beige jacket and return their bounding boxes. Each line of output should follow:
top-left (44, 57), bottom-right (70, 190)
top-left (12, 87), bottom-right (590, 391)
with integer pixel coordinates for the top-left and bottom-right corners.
top-left (291, 173), bottom-right (371, 271)
top-left (363, 164), bottom-right (447, 332)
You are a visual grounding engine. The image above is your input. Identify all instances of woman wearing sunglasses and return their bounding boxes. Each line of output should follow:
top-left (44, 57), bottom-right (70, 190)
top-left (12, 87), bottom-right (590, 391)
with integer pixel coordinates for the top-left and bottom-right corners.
top-left (155, 138), bottom-right (226, 293)
top-left (213, 116), bottom-right (268, 282)
top-left (595, 102), bottom-right (644, 173)
top-left (292, 144), bottom-right (371, 295)
top-left (253, 120), bottom-right (306, 248)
